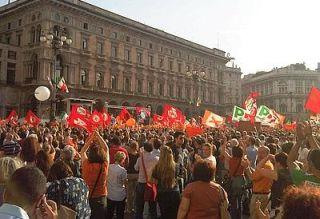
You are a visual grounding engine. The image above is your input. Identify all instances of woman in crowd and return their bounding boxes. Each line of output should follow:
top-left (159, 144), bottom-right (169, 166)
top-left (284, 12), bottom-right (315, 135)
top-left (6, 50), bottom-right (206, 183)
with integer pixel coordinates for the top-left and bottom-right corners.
top-left (221, 138), bottom-right (250, 219)
top-left (20, 135), bottom-right (41, 166)
top-left (0, 156), bottom-right (23, 205)
top-left (35, 143), bottom-right (56, 177)
top-left (47, 160), bottom-right (91, 219)
top-left (107, 151), bottom-right (128, 219)
top-left (152, 146), bottom-right (181, 219)
top-left (125, 140), bottom-right (139, 213)
top-left (81, 131), bottom-right (109, 219)
top-left (177, 160), bottom-right (229, 219)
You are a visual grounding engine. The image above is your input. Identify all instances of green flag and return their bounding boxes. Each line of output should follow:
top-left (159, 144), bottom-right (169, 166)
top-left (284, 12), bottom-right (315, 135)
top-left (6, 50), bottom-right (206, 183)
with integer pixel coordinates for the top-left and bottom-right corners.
top-left (232, 106), bottom-right (246, 121)
top-left (256, 105), bottom-right (271, 119)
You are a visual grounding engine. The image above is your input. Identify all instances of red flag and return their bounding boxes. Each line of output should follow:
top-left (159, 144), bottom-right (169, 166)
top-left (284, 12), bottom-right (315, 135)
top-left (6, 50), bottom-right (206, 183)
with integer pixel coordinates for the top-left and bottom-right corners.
top-left (67, 113), bottom-right (91, 131)
top-left (162, 104), bottom-right (185, 125)
top-left (243, 92), bottom-right (260, 124)
top-left (71, 104), bottom-right (90, 119)
top-left (185, 126), bottom-right (204, 137)
top-left (6, 110), bottom-right (18, 125)
top-left (90, 110), bottom-right (104, 129)
top-left (283, 121), bottom-right (297, 131)
top-left (153, 114), bottom-right (168, 126)
top-left (25, 110), bottom-right (41, 127)
top-left (305, 87), bottom-right (320, 113)
top-left (119, 108), bottom-right (131, 122)
top-left (136, 107), bottom-right (151, 119)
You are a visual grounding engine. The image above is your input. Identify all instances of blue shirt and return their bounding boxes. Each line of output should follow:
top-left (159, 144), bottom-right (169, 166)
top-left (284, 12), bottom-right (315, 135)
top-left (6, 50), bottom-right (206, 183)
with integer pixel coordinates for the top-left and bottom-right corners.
top-left (246, 145), bottom-right (258, 168)
top-left (0, 203), bottom-right (29, 219)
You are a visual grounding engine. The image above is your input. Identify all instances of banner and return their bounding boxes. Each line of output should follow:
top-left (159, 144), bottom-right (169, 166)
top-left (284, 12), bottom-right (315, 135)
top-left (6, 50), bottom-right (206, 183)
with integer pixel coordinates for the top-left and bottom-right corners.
top-left (24, 110), bottom-right (41, 127)
top-left (232, 106), bottom-right (247, 122)
top-left (202, 110), bottom-right (225, 127)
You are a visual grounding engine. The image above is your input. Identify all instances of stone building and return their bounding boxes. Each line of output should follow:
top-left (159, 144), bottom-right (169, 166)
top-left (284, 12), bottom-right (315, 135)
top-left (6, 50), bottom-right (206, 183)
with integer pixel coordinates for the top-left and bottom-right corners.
top-left (242, 63), bottom-right (320, 121)
top-left (0, 0), bottom-right (241, 119)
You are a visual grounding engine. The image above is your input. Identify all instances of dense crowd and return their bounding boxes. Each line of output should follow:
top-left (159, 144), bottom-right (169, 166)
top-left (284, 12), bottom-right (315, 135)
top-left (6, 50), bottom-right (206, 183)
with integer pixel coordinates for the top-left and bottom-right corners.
top-left (1, 120), bottom-right (320, 219)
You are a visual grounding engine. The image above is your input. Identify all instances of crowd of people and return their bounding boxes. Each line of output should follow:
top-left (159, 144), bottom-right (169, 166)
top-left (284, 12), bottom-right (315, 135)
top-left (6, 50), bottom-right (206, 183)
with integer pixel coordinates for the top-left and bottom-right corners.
top-left (1, 119), bottom-right (320, 219)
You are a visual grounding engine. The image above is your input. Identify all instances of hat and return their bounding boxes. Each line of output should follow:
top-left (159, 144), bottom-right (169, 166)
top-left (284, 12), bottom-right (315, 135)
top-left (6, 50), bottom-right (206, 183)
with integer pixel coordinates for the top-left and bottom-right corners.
top-left (2, 141), bottom-right (21, 156)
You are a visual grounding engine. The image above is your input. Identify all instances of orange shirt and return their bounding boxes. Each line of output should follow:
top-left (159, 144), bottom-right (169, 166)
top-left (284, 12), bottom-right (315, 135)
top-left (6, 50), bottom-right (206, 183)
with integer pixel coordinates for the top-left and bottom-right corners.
top-left (82, 160), bottom-right (108, 198)
top-left (229, 158), bottom-right (245, 177)
top-left (252, 160), bottom-right (274, 193)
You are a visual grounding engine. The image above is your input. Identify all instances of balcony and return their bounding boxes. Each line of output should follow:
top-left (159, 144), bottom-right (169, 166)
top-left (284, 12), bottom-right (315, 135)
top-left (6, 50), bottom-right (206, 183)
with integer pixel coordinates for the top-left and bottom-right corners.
top-left (124, 60), bottom-right (133, 67)
top-left (110, 57), bottom-right (120, 64)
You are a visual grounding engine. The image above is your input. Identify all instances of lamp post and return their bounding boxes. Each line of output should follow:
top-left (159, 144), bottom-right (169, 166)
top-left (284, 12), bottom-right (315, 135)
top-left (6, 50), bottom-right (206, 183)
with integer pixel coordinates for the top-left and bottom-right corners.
top-left (186, 70), bottom-right (206, 108)
top-left (40, 27), bottom-right (72, 120)
top-left (289, 91), bottom-right (293, 121)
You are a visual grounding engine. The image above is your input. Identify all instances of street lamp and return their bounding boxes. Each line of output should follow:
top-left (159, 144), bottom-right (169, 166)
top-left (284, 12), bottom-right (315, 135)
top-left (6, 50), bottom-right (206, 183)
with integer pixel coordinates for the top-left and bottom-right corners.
top-left (186, 70), bottom-right (206, 81)
top-left (40, 26), bottom-right (72, 120)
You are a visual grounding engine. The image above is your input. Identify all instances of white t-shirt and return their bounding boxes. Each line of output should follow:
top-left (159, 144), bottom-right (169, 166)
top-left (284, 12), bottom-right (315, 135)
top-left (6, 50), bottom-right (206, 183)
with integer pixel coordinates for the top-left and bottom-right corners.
top-left (205, 155), bottom-right (217, 168)
top-left (107, 163), bottom-right (127, 201)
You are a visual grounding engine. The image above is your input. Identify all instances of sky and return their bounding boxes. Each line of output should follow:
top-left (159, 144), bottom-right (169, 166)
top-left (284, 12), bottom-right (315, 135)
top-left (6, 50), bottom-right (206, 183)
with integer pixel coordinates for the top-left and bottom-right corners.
top-left (1, 0), bottom-right (319, 74)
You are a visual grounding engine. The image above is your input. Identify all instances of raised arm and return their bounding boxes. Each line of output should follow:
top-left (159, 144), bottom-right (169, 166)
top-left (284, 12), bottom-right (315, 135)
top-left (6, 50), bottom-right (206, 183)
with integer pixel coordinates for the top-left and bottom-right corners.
top-left (221, 137), bottom-right (232, 161)
top-left (287, 123), bottom-right (304, 171)
top-left (80, 132), bottom-right (95, 163)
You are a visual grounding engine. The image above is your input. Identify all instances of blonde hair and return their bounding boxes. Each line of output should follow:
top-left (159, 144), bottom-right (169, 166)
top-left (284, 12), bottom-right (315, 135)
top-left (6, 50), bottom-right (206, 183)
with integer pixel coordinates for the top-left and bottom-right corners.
top-left (153, 146), bottom-right (176, 189)
top-left (0, 157), bottom-right (24, 183)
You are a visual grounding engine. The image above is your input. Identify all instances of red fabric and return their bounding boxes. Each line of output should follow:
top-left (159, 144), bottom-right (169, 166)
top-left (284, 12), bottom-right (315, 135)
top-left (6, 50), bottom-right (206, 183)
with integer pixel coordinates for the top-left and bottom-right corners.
top-left (119, 108), bottom-right (131, 122)
top-left (153, 114), bottom-right (167, 125)
top-left (162, 104), bottom-right (185, 125)
top-left (71, 104), bottom-right (90, 119)
top-left (6, 110), bottom-right (18, 125)
top-left (136, 107), bottom-right (151, 118)
top-left (305, 87), bottom-right (320, 113)
top-left (185, 126), bottom-right (203, 137)
top-left (283, 122), bottom-right (297, 131)
top-left (67, 113), bottom-right (91, 132)
top-left (109, 145), bottom-right (129, 164)
top-left (243, 92), bottom-right (260, 124)
top-left (102, 109), bottom-right (111, 128)
top-left (24, 110), bottom-right (41, 127)
top-left (90, 110), bottom-right (103, 130)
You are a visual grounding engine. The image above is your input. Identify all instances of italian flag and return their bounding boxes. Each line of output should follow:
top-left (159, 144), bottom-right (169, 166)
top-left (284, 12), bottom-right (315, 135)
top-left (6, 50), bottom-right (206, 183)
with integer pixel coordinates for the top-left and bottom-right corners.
top-left (232, 106), bottom-right (248, 122)
top-left (57, 77), bottom-right (69, 93)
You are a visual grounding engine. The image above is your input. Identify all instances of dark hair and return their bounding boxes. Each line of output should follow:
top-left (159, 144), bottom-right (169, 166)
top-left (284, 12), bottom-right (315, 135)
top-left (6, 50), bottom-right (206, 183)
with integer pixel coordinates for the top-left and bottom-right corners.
top-left (232, 146), bottom-right (244, 158)
top-left (47, 160), bottom-right (73, 182)
top-left (308, 149), bottom-right (320, 171)
top-left (110, 135), bottom-right (121, 145)
top-left (275, 152), bottom-right (288, 168)
top-left (7, 166), bottom-right (46, 207)
top-left (88, 144), bottom-right (107, 163)
top-left (143, 142), bottom-right (153, 152)
top-left (173, 131), bottom-right (185, 139)
top-left (248, 136), bottom-right (256, 145)
top-left (193, 160), bottom-right (215, 182)
top-left (153, 138), bottom-right (162, 150)
top-left (21, 136), bottom-right (41, 162)
top-left (282, 185), bottom-right (320, 219)
top-left (35, 150), bottom-right (51, 177)
top-left (267, 143), bottom-right (277, 155)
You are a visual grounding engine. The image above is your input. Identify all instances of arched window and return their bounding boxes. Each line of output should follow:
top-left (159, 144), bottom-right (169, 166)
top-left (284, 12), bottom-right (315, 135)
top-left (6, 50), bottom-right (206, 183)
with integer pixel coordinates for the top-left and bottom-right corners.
top-left (278, 81), bottom-right (288, 94)
top-left (111, 75), bottom-right (117, 90)
top-left (96, 72), bottom-right (103, 88)
top-left (55, 55), bottom-right (63, 79)
top-left (280, 103), bottom-right (287, 113)
top-left (296, 103), bottom-right (303, 113)
top-left (80, 69), bottom-right (87, 85)
top-left (30, 26), bottom-right (36, 43)
top-left (31, 54), bottom-right (38, 79)
top-left (36, 25), bottom-right (41, 43)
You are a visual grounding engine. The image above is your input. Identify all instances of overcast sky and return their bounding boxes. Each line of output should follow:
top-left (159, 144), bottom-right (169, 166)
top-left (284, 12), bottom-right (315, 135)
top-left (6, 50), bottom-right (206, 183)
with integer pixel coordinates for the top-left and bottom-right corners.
top-left (1, 0), bottom-right (319, 74)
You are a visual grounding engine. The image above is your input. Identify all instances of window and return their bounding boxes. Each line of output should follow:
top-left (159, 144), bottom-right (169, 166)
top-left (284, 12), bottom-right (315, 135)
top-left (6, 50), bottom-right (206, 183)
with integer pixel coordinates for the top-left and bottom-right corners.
top-left (159, 83), bottom-right (164, 96)
top-left (110, 32), bottom-right (117, 39)
top-left (82, 38), bottom-right (88, 50)
top-left (177, 86), bottom-right (182, 98)
top-left (111, 46), bottom-right (117, 58)
top-left (8, 51), bottom-right (16, 60)
top-left (170, 49), bottom-right (173, 55)
top-left (160, 47), bottom-right (163, 52)
top-left (178, 63), bottom-right (181, 72)
top-left (169, 60), bottom-right (173, 71)
top-left (18, 19), bottom-right (22, 26)
top-left (7, 63), bottom-right (16, 85)
top-left (8, 23), bottom-right (11, 30)
top-left (36, 25), bottom-right (41, 43)
top-left (280, 103), bottom-right (287, 113)
top-left (0, 49), bottom-right (2, 57)
top-left (186, 65), bottom-right (190, 72)
top-left (97, 42), bottom-right (103, 55)
top-left (296, 103), bottom-right (303, 113)
top-left (124, 49), bottom-right (131, 61)
top-left (305, 81), bottom-right (312, 94)
top-left (178, 51), bottom-right (181, 58)
top-left (148, 55), bottom-right (154, 66)
top-left (159, 58), bottom-right (164, 68)
top-left (149, 43), bottom-right (153, 49)
top-left (295, 80), bottom-right (303, 94)
top-left (98, 27), bottom-right (103, 35)
top-left (148, 82), bottom-right (154, 95)
top-left (202, 90), bottom-right (206, 102)
top-left (186, 87), bottom-right (191, 99)
top-left (83, 22), bottom-right (88, 30)
top-left (17, 35), bottom-right (21, 46)
top-left (278, 81), bottom-right (287, 93)
top-left (138, 39), bottom-right (142, 46)
top-left (137, 80), bottom-right (143, 93)
top-left (137, 52), bottom-right (142, 64)
top-left (6, 35), bottom-right (11, 44)
top-left (124, 77), bottom-right (131, 92)
top-left (80, 69), bottom-right (87, 85)
top-left (96, 72), bottom-right (102, 87)
top-left (111, 75), bottom-right (117, 90)
top-left (169, 84), bottom-right (174, 97)
top-left (126, 36), bottom-right (130, 42)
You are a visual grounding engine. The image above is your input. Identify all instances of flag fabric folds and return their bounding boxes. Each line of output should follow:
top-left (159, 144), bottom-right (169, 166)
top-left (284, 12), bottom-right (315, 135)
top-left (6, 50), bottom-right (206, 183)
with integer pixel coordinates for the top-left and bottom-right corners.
top-left (57, 77), bottom-right (69, 93)
top-left (162, 104), bottom-right (185, 125)
top-left (24, 110), bottom-right (41, 127)
top-left (232, 106), bottom-right (247, 122)
top-left (119, 108), bottom-right (131, 122)
top-left (202, 110), bottom-right (225, 128)
top-left (6, 110), bottom-right (18, 125)
top-left (305, 87), bottom-right (320, 114)
top-left (243, 92), bottom-right (259, 123)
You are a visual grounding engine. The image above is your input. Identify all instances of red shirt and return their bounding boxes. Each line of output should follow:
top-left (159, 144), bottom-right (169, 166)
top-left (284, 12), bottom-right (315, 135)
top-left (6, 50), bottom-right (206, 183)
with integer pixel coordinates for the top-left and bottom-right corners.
top-left (109, 145), bottom-right (129, 164)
